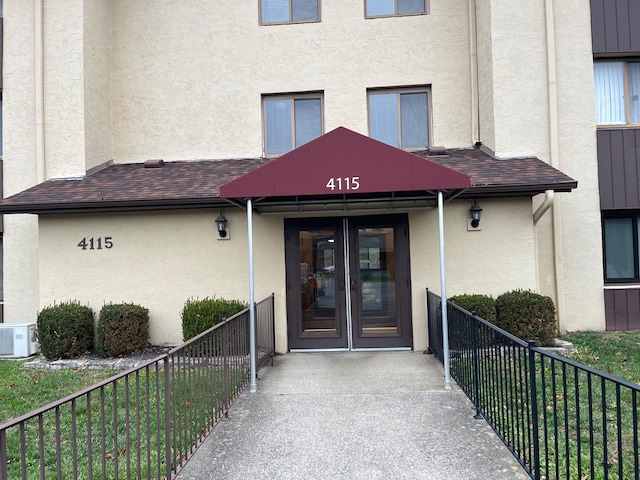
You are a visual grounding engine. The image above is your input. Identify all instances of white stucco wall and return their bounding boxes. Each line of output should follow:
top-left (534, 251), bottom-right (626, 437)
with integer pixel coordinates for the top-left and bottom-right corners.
top-left (83, 0), bottom-right (113, 171)
top-left (548, 0), bottom-right (604, 331)
top-left (43, 0), bottom-right (86, 179)
top-left (38, 210), bottom-right (286, 347)
top-left (409, 199), bottom-right (538, 350)
top-left (109, 0), bottom-right (472, 162)
top-left (1, 0), bottom-right (605, 339)
top-left (3, 1), bottom-right (41, 325)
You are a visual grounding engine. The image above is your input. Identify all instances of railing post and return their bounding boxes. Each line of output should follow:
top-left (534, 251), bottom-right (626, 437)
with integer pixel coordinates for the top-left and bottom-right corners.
top-left (223, 320), bottom-right (230, 417)
top-left (163, 356), bottom-right (172, 480)
top-left (271, 293), bottom-right (276, 366)
top-left (0, 428), bottom-right (7, 480)
top-left (527, 340), bottom-right (541, 480)
top-left (471, 312), bottom-right (483, 420)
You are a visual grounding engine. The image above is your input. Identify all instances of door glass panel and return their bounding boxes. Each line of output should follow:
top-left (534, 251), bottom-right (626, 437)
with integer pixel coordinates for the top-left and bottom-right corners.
top-left (358, 227), bottom-right (397, 335)
top-left (299, 229), bottom-right (338, 335)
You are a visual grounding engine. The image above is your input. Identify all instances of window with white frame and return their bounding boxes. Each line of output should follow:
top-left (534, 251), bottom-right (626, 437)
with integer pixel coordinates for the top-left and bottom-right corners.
top-left (261, 0), bottom-right (319, 25)
top-left (594, 60), bottom-right (640, 126)
top-left (263, 94), bottom-right (323, 155)
top-left (368, 88), bottom-right (430, 149)
top-left (365, 0), bottom-right (426, 18)
top-left (603, 214), bottom-right (640, 282)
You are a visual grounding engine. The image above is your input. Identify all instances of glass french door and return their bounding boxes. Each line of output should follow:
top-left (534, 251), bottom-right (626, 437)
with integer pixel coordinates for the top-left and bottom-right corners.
top-left (285, 215), bottom-right (412, 350)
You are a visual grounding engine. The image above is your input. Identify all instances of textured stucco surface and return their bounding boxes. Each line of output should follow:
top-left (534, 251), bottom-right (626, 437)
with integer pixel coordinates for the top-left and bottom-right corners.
top-left (109, 0), bottom-right (472, 162)
top-left (38, 211), bottom-right (285, 346)
top-left (83, 0), bottom-right (113, 171)
top-left (3, 1), bottom-right (41, 325)
top-left (410, 199), bottom-right (538, 350)
top-left (546, 0), bottom-right (604, 331)
top-left (1, 0), bottom-right (605, 339)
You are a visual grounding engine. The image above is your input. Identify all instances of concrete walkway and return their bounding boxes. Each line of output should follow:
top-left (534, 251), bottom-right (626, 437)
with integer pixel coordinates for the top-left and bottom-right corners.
top-left (176, 352), bottom-right (530, 480)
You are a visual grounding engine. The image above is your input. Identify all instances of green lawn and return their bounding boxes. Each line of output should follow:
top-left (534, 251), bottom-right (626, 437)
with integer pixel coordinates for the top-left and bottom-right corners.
top-left (0, 360), bottom-right (116, 423)
top-left (0, 357), bottom-right (248, 479)
top-left (560, 330), bottom-right (640, 384)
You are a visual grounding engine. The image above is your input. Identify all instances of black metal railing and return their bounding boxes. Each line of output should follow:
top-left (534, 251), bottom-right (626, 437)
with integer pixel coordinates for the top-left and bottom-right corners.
top-left (426, 289), bottom-right (640, 480)
top-left (0, 294), bottom-right (275, 480)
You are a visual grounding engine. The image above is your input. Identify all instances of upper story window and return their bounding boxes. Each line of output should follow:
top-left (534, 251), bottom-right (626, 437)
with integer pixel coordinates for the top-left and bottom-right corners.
top-left (261, 0), bottom-right (319, 25)
top-left (594, 60), bottom-right (640, 126)
top-left (603, 213), bottom-right (640, 283)
top-left (365, 0), bottom-right (427, 18)
top-left (263, 93), bottom-right (323, 156)
top-left (368, 88), bottom-right (430, 149)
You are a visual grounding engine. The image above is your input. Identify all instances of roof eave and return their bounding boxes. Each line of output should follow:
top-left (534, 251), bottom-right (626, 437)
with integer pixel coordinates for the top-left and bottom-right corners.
top-left (0, 197), bottom-right (229, 215)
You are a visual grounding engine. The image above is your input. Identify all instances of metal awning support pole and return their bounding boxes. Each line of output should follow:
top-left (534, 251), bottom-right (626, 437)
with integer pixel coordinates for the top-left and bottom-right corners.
top-left (247, 198), bottom-right (257, 393)
top-left (437, 191), bottom-right (452, 390)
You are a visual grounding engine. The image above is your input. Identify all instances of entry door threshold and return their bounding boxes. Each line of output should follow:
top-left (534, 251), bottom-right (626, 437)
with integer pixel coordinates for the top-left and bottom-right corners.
top-left (290, 348), bottom-right (350, 353)
top-left (290, 347), bottom-right (412, 353)
top-left (351, 347), bottom-right (412, 352)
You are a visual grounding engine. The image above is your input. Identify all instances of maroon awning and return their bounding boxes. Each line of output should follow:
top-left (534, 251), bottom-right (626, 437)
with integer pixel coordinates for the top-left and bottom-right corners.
top-left (220, 127), bottom-right (470, 199)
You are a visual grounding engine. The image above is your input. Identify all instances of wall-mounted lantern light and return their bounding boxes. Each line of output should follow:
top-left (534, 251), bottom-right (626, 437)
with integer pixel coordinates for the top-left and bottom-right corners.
top-left (469, 201), bottom-right (483, 228)
top-left (215, 210), bottom-right (228, 238)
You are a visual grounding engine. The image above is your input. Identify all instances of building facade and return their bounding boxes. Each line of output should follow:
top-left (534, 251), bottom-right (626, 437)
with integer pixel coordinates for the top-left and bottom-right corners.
top-left (0, 1), bottom-right (606, 351)
top-left (591, 0), bottom-right (640, 330)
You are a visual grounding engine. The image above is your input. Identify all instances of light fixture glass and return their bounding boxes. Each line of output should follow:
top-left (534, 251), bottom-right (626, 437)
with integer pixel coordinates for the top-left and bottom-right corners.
top-left (469, 201), bottom-right (483, 228)
top-left (215, 211), bottom-right (228, 238)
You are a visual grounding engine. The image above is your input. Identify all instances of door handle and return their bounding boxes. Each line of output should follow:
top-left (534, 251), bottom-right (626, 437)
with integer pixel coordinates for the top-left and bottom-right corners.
top-left (340, 280), bottom-right (345, 291)
top-left (350, 279), bottom-right (356, 291)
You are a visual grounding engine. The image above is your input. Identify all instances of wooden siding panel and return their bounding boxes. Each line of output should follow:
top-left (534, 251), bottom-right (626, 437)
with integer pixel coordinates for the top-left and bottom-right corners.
top-left (615, 0), bottom-right (631, 52)
top-left (591, 0), bottom-right (607, 53)
top-left (598, 130), bottom-right (614, 209)
top-left (592, 0), bottom-right (640, 53)
top-left (603, 1), bottom-right (620, 52)
top-left (605, 290), bottom-right (616, 330)
top-left (628, 289), bottom-right (640, 329)
top-left (630, 0), bottom-right (640, 50)
top-left (614, 289), bottom-right (629, 330)
top-left (610, 130), bottom-right (627, 208)
top-left (623, 129), bottom-right (639, 207)
top-left (605, 289), bottom-right (640, 331)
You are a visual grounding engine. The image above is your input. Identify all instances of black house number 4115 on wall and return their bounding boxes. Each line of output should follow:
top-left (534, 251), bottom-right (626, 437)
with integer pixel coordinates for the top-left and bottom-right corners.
top-left (77, 237), bottom-right (113, 250)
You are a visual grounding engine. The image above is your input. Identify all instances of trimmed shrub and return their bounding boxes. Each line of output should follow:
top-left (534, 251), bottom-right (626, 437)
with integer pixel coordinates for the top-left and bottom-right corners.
top-left (495, 290), bottom-right (557, 346)
top-left (449, 294), bottom-right (496, 323)
top-left (96, 303), bottom-right (150, 357)
top-left (181, 297), bottom-right (248, 341)
top-left (37, 301), bottom-right (95, 360)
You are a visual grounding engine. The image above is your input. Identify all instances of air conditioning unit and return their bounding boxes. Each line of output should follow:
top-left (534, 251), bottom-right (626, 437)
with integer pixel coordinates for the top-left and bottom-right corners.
top-left (0, 323), bottom-right (40, 358)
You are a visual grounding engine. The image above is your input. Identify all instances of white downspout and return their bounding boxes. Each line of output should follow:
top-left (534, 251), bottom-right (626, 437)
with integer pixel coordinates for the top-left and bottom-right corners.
top-left (35, 0), bottom-right (46, 183)
top-left (469, 0), bottom-right (480, 144)
top-left (540, 0), bottom-right (566, 328)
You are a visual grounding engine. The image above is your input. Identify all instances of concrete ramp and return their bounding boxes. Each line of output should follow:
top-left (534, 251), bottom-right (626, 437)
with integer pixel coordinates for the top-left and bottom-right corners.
top-left (176, 352), bottom-right (529, 480)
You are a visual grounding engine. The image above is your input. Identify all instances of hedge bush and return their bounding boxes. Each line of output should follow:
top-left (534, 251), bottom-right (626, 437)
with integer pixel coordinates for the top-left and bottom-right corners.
top-left (181, 297), bottom-right (248, 341)
top-left (37, 301), bottom-right (95, 360)
top-left (495, 290), bottom-right (557, 346)
top-left (96, 303), bottom-right (149, 357)
top-left (449, 294), bottom-right (496, 323)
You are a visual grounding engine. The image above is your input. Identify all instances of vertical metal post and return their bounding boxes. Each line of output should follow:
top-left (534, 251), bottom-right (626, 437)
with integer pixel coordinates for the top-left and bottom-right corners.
top-left (0, 428), bottom-right (7, 480)
top-left (472, 312), bottom-right (482, 419)
top-left (527, 340), bottom-right (541, 480)
top-left (437, 191), bottom-right (451, 389)
top-left (163, 356), bottom-right (172, 480)
top-left (247, 199), bottom-right (257, 393)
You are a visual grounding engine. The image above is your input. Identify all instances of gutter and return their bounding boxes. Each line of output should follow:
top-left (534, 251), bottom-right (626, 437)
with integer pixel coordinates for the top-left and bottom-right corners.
top-left (537, 0), bottom-right (566, 329)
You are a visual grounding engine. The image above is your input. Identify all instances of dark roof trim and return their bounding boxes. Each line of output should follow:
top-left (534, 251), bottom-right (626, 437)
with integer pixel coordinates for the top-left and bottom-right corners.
top-left (0, 198), bottom-right (230, 215)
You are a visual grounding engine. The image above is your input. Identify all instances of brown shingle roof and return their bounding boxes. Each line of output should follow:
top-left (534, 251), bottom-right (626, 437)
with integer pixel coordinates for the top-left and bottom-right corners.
top-left (0, 147), bottom-right (576, 214)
